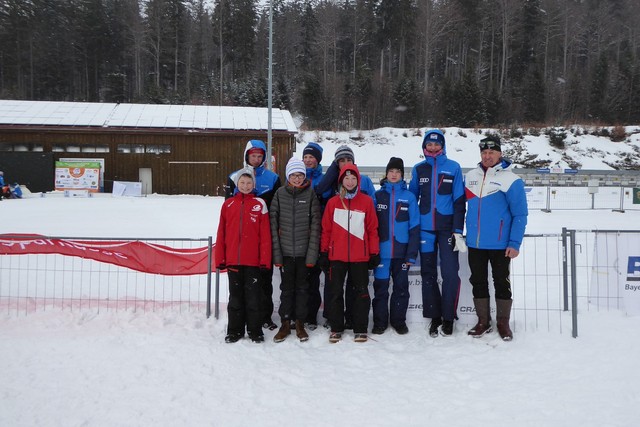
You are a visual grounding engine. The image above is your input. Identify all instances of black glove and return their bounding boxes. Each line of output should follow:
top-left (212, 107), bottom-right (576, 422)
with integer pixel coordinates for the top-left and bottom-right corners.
top-left (217, 263), bottom-right (226, 271)
top-left (368, 254), bottom-right (381, 270)
top-left (317, 252), bottom-right (329, 271)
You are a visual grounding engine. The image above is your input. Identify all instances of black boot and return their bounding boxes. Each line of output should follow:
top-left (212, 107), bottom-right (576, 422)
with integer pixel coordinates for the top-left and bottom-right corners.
top-left (429, 317), bottom-right (442, 338)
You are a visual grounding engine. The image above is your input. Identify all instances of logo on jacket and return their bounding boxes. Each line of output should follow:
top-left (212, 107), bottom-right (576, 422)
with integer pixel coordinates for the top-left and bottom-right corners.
top-left (419, 177), bottom-right (429, 184)
top-left (377, 204), bottom-right (388, 210)
top-left (251, 204), bottom-right (261, 212)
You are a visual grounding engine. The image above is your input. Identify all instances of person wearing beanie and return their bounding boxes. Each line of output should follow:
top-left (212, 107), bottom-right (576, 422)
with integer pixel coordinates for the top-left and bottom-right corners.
top-left (371, 157), bottom-right (420, 335)
top-left (319, 164), bottom-right (379, 343)
top-left (409, 129), bottom-right (466, 338)
top-left (314, 144), bottom-right (377, 330)
top-left (225, 139), bottom-right (282, 332)
top-left (300, 142), bottom-right (332, 329)
top-left (270, 156), bottom-right (321, 343)
top-left (465, 134), bottom-right (527, 341)
top-left (216, 167), bottom-right (272, 344)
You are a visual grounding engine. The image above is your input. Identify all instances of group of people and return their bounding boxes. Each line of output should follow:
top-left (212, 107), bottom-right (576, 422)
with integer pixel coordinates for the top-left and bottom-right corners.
top-left (0, 171), bottom-right (22, 200)
top-left (215, 130), bottom-right (528, 344)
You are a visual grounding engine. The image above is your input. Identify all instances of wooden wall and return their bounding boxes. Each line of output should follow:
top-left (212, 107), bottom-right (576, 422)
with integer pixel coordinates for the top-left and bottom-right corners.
top-left (0, 127), bottom-right (296, 195)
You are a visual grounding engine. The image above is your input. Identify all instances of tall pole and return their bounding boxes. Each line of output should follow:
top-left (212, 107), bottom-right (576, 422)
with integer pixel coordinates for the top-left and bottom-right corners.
top-left (267, 0), bottom-right (274, 170)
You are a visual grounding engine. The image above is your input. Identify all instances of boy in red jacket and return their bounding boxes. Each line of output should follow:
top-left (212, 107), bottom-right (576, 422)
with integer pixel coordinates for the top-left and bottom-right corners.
top-left (216, 168), bottom-right (272, 343)
top-left (319, 164), bottom-right (380, 343)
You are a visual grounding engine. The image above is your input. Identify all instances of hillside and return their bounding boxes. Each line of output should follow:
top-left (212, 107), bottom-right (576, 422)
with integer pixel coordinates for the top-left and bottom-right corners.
top-left (295, 125), bottom-right (640, 171)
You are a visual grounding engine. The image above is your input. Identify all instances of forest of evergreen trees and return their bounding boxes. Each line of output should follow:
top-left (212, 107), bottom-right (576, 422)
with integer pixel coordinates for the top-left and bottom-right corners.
top-left (1, 0), bottom-right (639, 130)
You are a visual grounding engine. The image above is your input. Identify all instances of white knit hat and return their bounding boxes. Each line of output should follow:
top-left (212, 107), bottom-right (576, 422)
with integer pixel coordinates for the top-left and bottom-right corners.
top-left (285, 158), bottom-right (306, 178)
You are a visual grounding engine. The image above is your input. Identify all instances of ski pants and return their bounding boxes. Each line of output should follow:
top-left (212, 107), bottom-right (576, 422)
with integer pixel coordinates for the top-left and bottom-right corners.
top-left (420, 229), bottom-right (461, 322)
top-left (372, 258), bottom-right (410, 328)
top-left (278, 257), bottom-right (309, 322)
top-left (227, 266), bottom-right (262, 337)
top-left (468, 248), bottom-right (512, 300)
top-left (306, 265), bottom-right (322, 324)
top-left (327, 261), bottom-right (370, 334)
top-left (260, 267), bottom-right (275, 323)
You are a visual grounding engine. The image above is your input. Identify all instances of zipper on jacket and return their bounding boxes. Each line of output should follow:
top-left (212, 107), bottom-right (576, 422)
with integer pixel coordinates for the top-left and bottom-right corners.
top-left (391, 186), bottom-right (396, 258)
top-left (432, 163), bottom-right (438, 230)
top-left (237, 195), bottom-right (244, 264)
top-left (476, 172), bottom-right (486, 247)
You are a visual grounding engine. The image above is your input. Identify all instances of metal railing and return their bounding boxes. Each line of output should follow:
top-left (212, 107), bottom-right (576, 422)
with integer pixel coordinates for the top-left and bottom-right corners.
top-left (1, 229), bottom-right (637, 338)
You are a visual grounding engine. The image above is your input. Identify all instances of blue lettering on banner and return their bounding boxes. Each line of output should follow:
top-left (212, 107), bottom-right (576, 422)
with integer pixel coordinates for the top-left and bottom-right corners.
top-left (537, 168), bottom-right (551, 174)
top-left (627, 256), bottom-right (640, 281)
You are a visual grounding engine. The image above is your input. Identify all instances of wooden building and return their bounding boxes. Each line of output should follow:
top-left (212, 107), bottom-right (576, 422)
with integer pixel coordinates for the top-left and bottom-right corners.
top-left (0, 100), bottom-right (298, 195)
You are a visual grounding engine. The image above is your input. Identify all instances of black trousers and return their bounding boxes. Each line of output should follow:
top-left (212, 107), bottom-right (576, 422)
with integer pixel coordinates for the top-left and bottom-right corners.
top-left (327, 261), bottom-right (370, 334)
top-left (468, 248), bottom-right (513, 300)
top-left (306, 265), bottom-right (322, 324)
top-left (227, 266), bottom-right (262, 336)
top-left (278, 257), bottom-right (309, 322)
top-left (260, 267), bottom-right (274, 323)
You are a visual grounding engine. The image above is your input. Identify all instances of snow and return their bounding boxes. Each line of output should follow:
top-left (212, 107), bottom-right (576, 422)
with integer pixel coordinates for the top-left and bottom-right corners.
top-left (2, 130), bottom-right (640, 427)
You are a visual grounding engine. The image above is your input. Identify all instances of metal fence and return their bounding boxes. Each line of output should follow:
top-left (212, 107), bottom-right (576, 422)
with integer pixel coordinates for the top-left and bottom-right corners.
top-left (1, 230), bottom-right (636, 338)
top-left (0, 236), bottom-right (218, 317)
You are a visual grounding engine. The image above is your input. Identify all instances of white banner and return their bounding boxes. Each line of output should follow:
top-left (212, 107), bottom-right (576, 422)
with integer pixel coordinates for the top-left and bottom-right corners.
top-left (591, 232), bottom-right (640, 315)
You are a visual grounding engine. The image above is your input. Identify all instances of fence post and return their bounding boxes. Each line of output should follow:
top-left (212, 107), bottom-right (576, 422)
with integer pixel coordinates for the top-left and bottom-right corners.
top-left (569, 229), bottom-right (578, 338)
top-left (215, 267), bottom-right (220, 319)
top-left (206, 236), bottom-right (212, 319)
top-left (542, 184), bottom-right (552, 212)
top-left (562, 227), bottom-right (569, 311)
top-left (613, 186), bottom-right (625, 213)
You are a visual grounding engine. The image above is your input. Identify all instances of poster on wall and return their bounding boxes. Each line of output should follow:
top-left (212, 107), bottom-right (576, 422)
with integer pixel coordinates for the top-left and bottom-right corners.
top-left (55, 161), bottom-right (101, 192)
top-left (60, 158), bottom-right (105, 192)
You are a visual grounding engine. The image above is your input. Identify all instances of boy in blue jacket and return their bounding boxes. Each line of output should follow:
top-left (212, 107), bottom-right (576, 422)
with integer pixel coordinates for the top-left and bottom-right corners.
top-left (372, 157), bottom-right (420, 335)
top-left (409, 130), bottom-right (466, 337)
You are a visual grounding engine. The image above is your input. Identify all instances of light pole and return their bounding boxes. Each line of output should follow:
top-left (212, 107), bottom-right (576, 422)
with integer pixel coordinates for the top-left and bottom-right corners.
top-left (267, 0), bottom-right (273, 170)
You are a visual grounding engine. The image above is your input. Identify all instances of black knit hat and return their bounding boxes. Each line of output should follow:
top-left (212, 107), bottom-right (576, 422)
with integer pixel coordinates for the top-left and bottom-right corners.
top-left (479, 135), bottom-right (502, 152)
top-left (302, 142), bottom-right (323, 163)
top-left (385, 157), bottom-right (404, 179)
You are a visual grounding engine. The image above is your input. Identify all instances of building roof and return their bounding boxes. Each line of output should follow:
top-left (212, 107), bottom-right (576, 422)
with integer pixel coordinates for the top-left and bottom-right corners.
top-left (0, 100), bottom-right (298, 133)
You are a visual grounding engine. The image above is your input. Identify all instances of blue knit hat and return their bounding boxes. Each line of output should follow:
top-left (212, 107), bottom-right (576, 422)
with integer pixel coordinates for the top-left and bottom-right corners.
top-left (303, 142), bottom-right (323, 163)
top-left (422, 129), bottom-right (446, 150)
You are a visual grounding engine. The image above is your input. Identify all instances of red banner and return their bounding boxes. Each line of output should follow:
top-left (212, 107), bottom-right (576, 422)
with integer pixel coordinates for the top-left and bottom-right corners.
top-left (0, 235), bottom-right (216, 276)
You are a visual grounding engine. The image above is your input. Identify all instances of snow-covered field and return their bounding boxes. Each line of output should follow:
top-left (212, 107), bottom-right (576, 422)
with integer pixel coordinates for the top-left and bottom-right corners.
top-left (1, 193), bottom-right (639, 427)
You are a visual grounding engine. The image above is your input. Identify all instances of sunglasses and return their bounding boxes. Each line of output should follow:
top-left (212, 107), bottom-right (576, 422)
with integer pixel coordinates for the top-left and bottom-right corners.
top-left (479, 140), bottom-right (500, 150)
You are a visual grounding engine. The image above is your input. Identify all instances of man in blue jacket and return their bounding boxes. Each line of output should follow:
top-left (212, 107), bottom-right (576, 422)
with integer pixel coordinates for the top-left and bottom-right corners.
top-left (225, 139), bottom-right (282, 330)
top-left (409, 130), bottom-right (466, 337)
top-left (464, 135), bottom-right (528, 341)
top-left (372, 157), bottom-right (420, 335)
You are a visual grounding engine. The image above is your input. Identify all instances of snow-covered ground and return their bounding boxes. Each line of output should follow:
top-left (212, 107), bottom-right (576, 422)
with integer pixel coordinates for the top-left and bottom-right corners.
top-left (1, 194), bottom-right (639, 427)
top-left (2, 126), bottom-right (640, 427)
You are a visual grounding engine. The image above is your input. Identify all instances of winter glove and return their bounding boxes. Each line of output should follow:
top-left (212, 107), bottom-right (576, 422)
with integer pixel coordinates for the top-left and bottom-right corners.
top-left (217, 263), bottom-right (226, 271)
top-left (368, 253), bottom-right (381, 270)
top-left (452, 233), bottom-right (467, 253)
top-left (317, 252), bottom-right (329, 271)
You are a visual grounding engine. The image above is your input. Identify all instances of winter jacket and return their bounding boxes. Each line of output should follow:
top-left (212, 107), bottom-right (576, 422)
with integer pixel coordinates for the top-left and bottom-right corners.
top-left (316, 160), bottom-right (377, 205)
top-left (409, 147), bottom-right (465, 234)
top-left (226, 140), bottom-right (282, 208)
top-left (321, 165), bottom-right (379, 263)
top-left (306, 164), bottom-right (333, 210)
top-left (374, 179), bottom-right (420, 263)
top-left (464, 158), bottom-right (528, 251)
top-left (215, 192), bottom-right (272, 268)
top-left (270, 180), bottom-right (321, 266)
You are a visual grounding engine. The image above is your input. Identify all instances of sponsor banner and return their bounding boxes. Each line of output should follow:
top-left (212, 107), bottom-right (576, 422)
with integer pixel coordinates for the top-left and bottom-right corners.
top-left (55, 161), bottom-right (101, 192)
top-left (283, 254), bottom-right (488, 325)
top-left (591, 232), bottom-right (640, 315)
top-left (0, 235), bottom-right (215, 276)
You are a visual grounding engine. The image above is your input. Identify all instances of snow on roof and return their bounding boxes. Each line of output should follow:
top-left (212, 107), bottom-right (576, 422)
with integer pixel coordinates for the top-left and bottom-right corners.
top-left (0, 100), bottom-right (297, 133)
